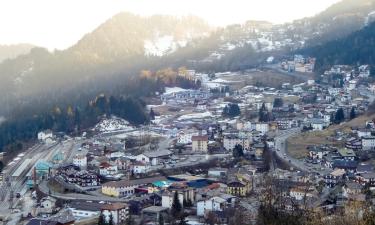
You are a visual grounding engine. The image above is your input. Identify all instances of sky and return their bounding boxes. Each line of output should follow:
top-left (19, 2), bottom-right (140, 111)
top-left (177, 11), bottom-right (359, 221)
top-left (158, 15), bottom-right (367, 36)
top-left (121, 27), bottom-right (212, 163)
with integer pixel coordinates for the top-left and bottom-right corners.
top-left (0, 0), bottom-right (341, 50)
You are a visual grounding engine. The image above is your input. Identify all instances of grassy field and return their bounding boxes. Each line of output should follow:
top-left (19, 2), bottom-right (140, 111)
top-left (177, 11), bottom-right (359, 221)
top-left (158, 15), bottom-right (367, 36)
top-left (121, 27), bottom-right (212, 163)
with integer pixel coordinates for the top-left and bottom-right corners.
top-left (287, 114), bottom-right (375, 159)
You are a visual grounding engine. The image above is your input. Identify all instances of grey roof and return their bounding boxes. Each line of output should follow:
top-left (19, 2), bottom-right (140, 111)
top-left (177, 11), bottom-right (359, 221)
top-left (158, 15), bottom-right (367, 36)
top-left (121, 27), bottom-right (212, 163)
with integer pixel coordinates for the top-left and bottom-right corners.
top-left (142, 206), bottom-right (169, 213)
top-left (68, 201), bottom-right (103, 212)
top-left (142, 150), bottom-right (172, 158)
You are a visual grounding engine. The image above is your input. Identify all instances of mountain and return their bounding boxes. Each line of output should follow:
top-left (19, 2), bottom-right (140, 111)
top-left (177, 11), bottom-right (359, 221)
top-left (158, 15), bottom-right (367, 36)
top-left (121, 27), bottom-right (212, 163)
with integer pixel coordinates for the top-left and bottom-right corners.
top-left (0, 44), bottom-right (35, 63)
top-left (301, 0), bottom-right (375, 46)
top-left (1, 0), bottom-right (375, 117)
top-left (300, 21), bottom-right (375, 73)
top-left (0, 13), bottom-right (210, 117)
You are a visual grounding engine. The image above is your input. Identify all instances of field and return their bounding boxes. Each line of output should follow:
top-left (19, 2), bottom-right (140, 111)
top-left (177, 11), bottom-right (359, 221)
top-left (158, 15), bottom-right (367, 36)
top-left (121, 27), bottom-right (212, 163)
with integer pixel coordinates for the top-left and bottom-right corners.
top-left (287, 114), bottom-right (375, 159)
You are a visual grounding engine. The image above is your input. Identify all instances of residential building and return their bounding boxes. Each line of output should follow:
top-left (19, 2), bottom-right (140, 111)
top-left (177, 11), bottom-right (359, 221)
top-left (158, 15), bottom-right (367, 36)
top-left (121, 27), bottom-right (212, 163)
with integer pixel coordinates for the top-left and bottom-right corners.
top-left (192, 135), bottom-right (208, 152)
top-left (101, 203), bottom-right (129, 225)
top-left (73, 154), bottom-right (87, 168)
top-left (101, 176), bottom-right (166, 197)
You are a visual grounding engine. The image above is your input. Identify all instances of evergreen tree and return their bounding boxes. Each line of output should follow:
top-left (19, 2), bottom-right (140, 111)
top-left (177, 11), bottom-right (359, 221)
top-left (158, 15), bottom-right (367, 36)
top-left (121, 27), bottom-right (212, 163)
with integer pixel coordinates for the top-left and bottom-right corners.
top-left (159, 214), bottom-right (164, 225)
top-left (259, 103), bottom-right (269, 122)
top-left (171, 191), bottom-right (182, 219)
top-left (350, 106), bottom-right (356, 120)
top-left (334, 108), bottom-right (345, 124)
top-left (108, 214), bottom-right (114, 225)
top-left (150, 108), bottom-right (156, 120)
top-left (98, 213), bottom-right (106, 225)
top-left (233, 144), bottom-right (244, 158)
top-left (273, 98), bottom-right (283, 108)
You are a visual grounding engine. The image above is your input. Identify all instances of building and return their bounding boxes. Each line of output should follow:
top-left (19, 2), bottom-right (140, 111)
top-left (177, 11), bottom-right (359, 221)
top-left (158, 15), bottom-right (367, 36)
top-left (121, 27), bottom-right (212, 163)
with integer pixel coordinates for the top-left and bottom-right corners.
top-left (223, 135), bottom-right (250, 151)
top-left (177, 130), bottom-right (199, 144)
top-left (101, 203), bottom-right (129, 225)
top-left (142, 206), bottom-right (169, 224)
top-left (362, 136), bottom-right (375, 150)
top-left (73, 154), bottom-right (87, 168)
top-left (135, 150), bottom-right (172, 166)
top-left (162, 192), bottom-right (184, 208)
top-left (227, 180), bottom-right (248, 197)
top-left (192, 135), bottom-right (208, 152)
top-left (132, 162), bottom-right (150, 174)
top-left (208, 168), bottom-right (228, 178)
top-left (99, 162), bottom-right (118, 176)
top-left (68, 201), bottom-right (102, 220)
top-left (37, 130), bottom-right (55, 143)
top-left (197, 196), bottom-right (227, 216)
top-left (57, 165), bottom-right (100, 187)
top-left (101, 176), bottom-right (166, 197)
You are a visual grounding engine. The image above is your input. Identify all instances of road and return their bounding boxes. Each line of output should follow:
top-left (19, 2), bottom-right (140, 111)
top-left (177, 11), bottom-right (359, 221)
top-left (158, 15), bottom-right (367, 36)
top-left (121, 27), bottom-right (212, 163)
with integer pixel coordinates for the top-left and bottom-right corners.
top-left (262, 64), bottom-right (311, 82)
top-left (274, 127), bottom-right (332, 175)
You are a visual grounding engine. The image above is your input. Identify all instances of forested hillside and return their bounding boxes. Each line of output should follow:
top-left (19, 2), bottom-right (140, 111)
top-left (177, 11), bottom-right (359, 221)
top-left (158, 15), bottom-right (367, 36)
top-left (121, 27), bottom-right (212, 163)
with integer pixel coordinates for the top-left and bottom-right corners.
top-left (301, 21), bottom-right (375, 73)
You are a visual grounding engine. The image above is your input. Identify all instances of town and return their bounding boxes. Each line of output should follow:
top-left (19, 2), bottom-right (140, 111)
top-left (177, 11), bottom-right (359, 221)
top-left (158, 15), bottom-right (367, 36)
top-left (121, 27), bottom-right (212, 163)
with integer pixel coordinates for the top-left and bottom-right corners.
top-left (0, 54), bottom-right (375, 225)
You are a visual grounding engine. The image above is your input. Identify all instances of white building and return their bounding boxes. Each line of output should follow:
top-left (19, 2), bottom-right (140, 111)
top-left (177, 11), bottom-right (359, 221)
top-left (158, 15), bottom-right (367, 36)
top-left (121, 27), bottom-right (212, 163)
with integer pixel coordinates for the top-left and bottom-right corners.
top-left (255, 123), bottom-right (269, 134)
top-left (132, 162), bottom-right (150, 174)
top-left (223, 135), bottom-right (250, 150)
top-left (197, 197), bottom-right (226, 216)
top-left (101, 203), bottom-right (129, 225)
top-left (73, 154), bottom-right (87, 168)
top-left (162, 192), bottom-right (184, 208)
top-left (99, 163), bottom-right (118, 176)
top-left (37, 130), bottom-right (55, 143)
top-left (135, 150), bottom-right (172, 166)
top-left (177, 130), bottom-right (199, 144)
top-left (362, 136), bottom-right (375, 150)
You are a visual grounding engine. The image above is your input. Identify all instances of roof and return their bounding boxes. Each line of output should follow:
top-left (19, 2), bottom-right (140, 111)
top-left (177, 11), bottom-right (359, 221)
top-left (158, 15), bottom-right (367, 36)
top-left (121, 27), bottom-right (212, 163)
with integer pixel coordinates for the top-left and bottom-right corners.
top-left (142, 150), bottom-right (172, 158)
top-left (330, 169), bottom-right (346, 177)
top-left (338, 148), bottom-right (356, 157)
top-left (25, 219), bottom-right (61, 225)
top-left (103, 176), bottom-right (166, 188)
top-left (192, 135), bottom-right (208, 141)
top-left (69, 201), bottom-right (103, 212)
top-left (101, 203), bottom-right (127, 211)
top-left (142, 206), bottom-right (169, 213)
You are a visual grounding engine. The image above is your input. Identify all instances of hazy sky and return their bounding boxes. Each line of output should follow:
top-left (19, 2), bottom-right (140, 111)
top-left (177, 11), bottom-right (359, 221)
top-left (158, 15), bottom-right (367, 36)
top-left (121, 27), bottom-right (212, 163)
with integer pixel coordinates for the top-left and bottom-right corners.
top-left (0, 0), bottom-right (341, 50)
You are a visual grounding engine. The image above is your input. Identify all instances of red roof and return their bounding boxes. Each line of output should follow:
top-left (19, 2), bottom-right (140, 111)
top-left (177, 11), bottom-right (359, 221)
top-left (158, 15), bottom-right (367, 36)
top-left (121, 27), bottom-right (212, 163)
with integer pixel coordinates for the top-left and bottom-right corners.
top-left (192, 135), bottom-right (208, 141)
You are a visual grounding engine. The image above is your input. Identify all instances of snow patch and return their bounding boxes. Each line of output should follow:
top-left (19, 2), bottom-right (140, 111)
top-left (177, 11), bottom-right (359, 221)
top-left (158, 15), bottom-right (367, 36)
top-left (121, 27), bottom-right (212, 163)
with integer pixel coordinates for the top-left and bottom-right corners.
top-left (178, 111), bottom-right (213, 121)
top-left (165, 87), bottom-right (191, 94)
top-left (93, 116), bottom-right (134, 133)
top-left (144, 35), bottom-right (187, 57)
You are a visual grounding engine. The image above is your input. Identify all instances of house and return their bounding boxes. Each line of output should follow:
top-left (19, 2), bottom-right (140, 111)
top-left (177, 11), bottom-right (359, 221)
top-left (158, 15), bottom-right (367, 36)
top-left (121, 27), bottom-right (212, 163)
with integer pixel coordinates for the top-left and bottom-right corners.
top-left (161, 191), bottom-right (184, 208)
top-left (255, 123), bottom-right (269, 134)
top-left (132, 162), bottom-right (150, 174)
top-left (338, 148), bottom-right (356, 161)
top-left (135, 150), bottom-right (172, 166)
top-left (342, 182), bottom-right (362, 198)
top-left (101, 203), bottom-right (129, 225)
top-left (197, 196), bottom-right (227, 216)
top-left (38, 196), bottom-right (57, 215)
top-left (227, 180), bottom-right (248, 197)
top-left (289, 187), bottom-right (314, 201)
top-left (68, 201), bottom-right (102, 219)
top-left (357, 172), bottom-right (375, 188)
top-left (223, 135), bottom-right (250, 151)
top-left (99, 162), bottom-right (118, 176)
top-left (192, 135), bottom-right (208, 152)
top-left (115, 157), bottom-right (131, 170)
top-left (325, 169), bottom-right (346, 188)
top-left (208, 168), bottom-right (228, 178)
top-left (38, 130), bottom-right (55, 144)
top-left (177, 130), bottom-right (199, 144)
top-left (73, 154), bottom-right (87, 168)
top-left (101, 176), bottom-right (166, 197)
top-left (362, 136), bottom-right (375, 150)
